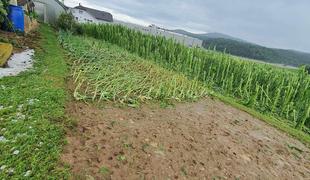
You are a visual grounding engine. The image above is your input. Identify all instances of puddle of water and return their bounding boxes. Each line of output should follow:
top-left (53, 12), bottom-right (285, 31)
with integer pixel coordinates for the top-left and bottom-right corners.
top-left (0, 49), bottom-right (34, 78)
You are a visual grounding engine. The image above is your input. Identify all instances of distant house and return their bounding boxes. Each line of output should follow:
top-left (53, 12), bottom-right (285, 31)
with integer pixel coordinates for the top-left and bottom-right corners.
top-left (70, 4), bottom-right (113, 24)
top-left (33, 0), bottom-right (67, 24)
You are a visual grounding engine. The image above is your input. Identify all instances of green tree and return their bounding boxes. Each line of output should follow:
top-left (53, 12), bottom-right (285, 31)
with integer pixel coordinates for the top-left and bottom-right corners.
top-left (0, 0), bottom-right (8, 24)
top-left (56, 13), bottom-right (76, 31)
top-left (0, 0), bottom-right (11, 30)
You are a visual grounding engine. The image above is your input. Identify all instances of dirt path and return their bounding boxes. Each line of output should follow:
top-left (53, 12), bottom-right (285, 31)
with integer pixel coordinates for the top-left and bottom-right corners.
top-left (62, 98), bottom-right (310, 180)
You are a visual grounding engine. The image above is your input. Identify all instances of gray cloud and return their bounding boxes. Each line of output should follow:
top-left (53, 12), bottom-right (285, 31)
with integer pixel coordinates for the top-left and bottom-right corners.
top-left (70, 0), bottom-right (310, 52)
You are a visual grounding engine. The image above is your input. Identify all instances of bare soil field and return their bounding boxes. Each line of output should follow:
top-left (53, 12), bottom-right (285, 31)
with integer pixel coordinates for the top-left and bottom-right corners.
top-left (62, 98), bottom-right (310, 180)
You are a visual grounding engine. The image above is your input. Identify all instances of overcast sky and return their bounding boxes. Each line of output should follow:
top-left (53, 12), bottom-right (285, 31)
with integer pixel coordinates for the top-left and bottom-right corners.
top-left (65, 0), bottom-right (310, 53)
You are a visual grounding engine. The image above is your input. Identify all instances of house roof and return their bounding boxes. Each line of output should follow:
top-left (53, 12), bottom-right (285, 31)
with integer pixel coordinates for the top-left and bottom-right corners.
top-left (74, 5), bottom-right (113, 22)
top-left (55, 0), bottom-right (69, 10)
top-left (30, 0), bottom-right (68, 10)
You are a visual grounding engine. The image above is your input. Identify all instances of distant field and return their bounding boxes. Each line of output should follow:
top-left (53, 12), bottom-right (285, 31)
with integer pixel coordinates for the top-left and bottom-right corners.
top-left (231, 55), bottom-right (298, 70)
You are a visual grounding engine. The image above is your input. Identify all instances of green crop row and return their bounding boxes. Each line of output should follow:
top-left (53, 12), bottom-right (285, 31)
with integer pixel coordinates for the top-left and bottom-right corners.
top-left (58, 32), bottom-right (208, 106)
top-left (77, 23), bottom-right (310, 131)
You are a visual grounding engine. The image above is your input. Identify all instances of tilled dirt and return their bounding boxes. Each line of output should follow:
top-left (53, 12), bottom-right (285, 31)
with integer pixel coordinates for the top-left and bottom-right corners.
top-left (62, 98), bottom-right (310, 180)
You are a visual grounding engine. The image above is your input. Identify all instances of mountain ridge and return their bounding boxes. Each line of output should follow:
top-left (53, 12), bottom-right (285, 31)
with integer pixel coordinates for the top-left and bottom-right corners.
top-left (169, 29), bottom-right (310, 67)
top-left (170, 29), bottom-right (246, 42)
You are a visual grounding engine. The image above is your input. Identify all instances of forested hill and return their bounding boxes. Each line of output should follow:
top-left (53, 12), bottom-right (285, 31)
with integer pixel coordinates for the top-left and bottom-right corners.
top-left (169, 29), bottom-right (310, 67)
top-left (203, 38), bottom-right (310, 67)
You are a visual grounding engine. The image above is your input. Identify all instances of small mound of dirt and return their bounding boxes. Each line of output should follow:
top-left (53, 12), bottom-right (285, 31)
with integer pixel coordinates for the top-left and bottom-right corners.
top-left (62, 98), bottom-right (310, 179)
top-left (0, 29), bottom-right (40, 53)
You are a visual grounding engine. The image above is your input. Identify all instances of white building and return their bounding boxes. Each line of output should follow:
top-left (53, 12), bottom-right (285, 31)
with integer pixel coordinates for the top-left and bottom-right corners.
top-left (115, 21), bottom-right (203, 48)
top-left (70, 4), bottom-right (113, 24)
top-left (148, 24), bottom-right (202, 47)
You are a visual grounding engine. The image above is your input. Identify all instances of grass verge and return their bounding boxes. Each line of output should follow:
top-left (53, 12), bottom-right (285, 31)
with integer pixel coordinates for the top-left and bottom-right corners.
top-left (214, 93), bottom-right (310, 147)
top-left (0, 25), bottom-right (69, 179)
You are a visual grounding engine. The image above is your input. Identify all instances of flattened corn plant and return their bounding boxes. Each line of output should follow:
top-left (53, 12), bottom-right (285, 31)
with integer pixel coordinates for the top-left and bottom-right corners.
top-left (58, 32), bottom-right (208, 106)
top-left (77, 23), bottom-right (310, 131)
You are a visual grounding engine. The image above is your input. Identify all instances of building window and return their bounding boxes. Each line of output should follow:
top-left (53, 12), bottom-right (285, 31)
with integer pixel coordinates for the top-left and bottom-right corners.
top-left (75, 17), bottom-right (78, 20)
top-left (79, 10), bottom-right (83, 14)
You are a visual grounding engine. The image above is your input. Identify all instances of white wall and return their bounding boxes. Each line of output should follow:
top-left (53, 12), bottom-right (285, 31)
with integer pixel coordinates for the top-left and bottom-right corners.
top-left (70, 8), bottom-right (108, 24)
top-left (115, 21), bottom-right (203, 48)
top-left (149, 26), bottom-right (202, 47)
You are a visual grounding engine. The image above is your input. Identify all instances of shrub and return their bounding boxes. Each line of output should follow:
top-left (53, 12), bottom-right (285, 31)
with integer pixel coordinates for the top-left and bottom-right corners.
top-left (56, 12), bottom-right (76, 31)
top-left (0, 0), bottom-right (10, 29)
top-left (26, 11), bottom-right (38, 21)
top-left (0, 0), bottom-right (8, 21)
top-left (56, 12), bottom-right (83, 34)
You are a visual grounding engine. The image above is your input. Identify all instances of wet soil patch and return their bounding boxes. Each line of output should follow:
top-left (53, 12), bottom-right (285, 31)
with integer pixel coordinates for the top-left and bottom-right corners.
top-left (0, 29), bottom-right (40, 53)
top-left (62, 98), bottom-right (310, 179)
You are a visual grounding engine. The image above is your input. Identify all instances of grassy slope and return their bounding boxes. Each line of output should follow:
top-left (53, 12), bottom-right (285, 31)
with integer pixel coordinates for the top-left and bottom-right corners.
top-left (0, 25), bottom-right (69, 179)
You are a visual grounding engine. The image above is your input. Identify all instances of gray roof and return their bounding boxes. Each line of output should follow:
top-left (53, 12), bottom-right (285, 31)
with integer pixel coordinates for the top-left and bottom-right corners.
top-left (56, 0), bottom-right (69, 10)
top-left (75, 5), bottom-right (113, 22)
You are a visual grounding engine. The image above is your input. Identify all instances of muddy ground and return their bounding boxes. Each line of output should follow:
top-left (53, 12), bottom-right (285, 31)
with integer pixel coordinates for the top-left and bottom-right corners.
top-left (62, 98), bottom-right (310, 180)
top-left (0, 30), bottom-right (40, 53)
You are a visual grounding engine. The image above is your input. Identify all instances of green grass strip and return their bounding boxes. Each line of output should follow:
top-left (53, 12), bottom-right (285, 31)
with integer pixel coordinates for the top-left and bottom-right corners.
top-left (0, 25), bottom-right (69, 179)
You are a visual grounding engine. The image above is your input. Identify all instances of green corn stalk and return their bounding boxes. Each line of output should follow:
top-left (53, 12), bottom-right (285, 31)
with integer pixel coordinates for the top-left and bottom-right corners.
top-left (59, 25), bottom-right (310, 131)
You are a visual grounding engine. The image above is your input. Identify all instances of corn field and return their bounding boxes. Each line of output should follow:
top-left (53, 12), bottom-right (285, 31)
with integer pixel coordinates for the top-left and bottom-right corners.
top-left (74, 23), bottom-right (310, 131)
top-left (58, 32), bottom-right (208, 106)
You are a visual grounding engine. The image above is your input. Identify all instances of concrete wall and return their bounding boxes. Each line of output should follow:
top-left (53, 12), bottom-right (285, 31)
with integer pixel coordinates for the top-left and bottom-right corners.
top-left (149, 26), bottom-right (202, 47)
top-left (115, 21), bottom-right (203, 48)
top-left (33, 0), bottom-right (66, 24)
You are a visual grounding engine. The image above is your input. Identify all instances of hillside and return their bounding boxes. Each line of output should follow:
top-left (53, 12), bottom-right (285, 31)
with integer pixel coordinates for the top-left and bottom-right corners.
top-left (203, 38), bottom-right (310, 67)
top-left (170, 29), bottom-right (310, 67)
